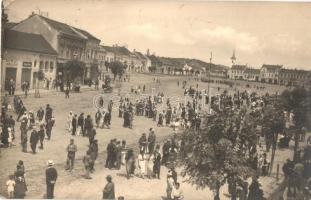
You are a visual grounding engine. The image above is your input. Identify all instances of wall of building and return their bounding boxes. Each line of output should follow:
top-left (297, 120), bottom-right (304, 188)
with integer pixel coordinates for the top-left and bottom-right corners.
top-left (2, 48), bottom-right (57, 91)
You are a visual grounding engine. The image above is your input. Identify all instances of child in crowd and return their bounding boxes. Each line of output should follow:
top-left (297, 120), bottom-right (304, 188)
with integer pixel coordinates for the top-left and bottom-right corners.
top-left (6, 174), bottom-right (15, 199)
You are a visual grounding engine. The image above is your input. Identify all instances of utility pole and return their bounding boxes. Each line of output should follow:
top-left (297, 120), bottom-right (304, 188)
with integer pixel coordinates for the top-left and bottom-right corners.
top-left (208, 52), bottom-right (212, 113)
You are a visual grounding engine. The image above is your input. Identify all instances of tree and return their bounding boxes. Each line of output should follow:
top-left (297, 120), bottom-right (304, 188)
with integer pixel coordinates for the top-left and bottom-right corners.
top-left (280, 88), bottom-right (309, 161)
top-left (148, 66), bottom-right (156, 73)
top-left (63, 60), bottom-right (85, 82)
top-left (179, 107), bottom-right (254, 199)
top-left (109, 61), bottom-right (125, 81)
top-left (261, 100), bottom-right (285, 174)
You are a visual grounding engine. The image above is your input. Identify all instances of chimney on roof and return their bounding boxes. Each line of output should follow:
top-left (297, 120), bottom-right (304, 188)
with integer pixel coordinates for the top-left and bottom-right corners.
top-left (133, 49), bottom-right (136, 53)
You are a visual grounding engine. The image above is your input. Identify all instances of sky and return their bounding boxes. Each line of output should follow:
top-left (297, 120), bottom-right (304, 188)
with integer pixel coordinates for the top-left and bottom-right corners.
top-left (4, 0), bottom-right (311, 69)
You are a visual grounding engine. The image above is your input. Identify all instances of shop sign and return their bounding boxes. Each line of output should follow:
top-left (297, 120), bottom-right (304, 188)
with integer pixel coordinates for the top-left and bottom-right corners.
top-left (23, 62), bottom-right (32, 68)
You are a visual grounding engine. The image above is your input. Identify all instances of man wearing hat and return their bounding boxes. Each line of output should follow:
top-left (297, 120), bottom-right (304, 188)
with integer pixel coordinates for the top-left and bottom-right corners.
top-left (45, 160), bottom-right (57, 199)
top-left (103, 175), bottom-right (115, 200)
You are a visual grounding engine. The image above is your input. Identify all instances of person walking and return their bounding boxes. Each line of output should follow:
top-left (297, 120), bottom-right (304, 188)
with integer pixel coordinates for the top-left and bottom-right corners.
top-left (66, 139), bottom-right (77, 171)
top-left (6, 175), bottom-right (16, 199)
top-left (14, 175), bottom-right (27, 199)
top-left (89, 140), bottom-right (98, 172)
top-left (84, 115), bottom-right (93, 137)
top-left (71, 114), bottom-right (77, 136)
top-left (166, 171), bottom-right (175, 200)
top-left (38, 124), bottom-right (45, 149)
top-left (138, 151), bottom-right (147, 178)
top-left (45, 104), bottom-right (53, 124)
top-left (83, 150), bottom-right (92, 179)
top-left (37, 107), bottom-right (44, 122)
top-left (102, 175), bottom-right (115, 200)
top-left (67, 111), bottom-right (73, 132)
top-left (45, 160), bottom-right (57, 199)
top-left (153, 145), bottom-right (162, 179)
top-left (88, 127), bottom-right (96, 145)
top-left (29, 129), bottom-right (39, 154)
top-left (45, 119), bottom-right (53, 140)
top-left (148, 129), bottom-right (156, 154)
top-left (78, 113), bottom-right (85, 136)
top-left (125, 149), bottom-right (135, 179)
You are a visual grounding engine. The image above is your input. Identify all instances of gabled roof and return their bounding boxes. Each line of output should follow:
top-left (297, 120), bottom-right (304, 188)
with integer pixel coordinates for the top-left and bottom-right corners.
top-left (3, 29), bottom-right (57, 55)
top-left (72, 27), bottom-right (100, 42)
top-left (133, 51), bottom-right (147, 60)
top-left (101, 45), bottom-right (115, 53)
top-left (231, 65), bottom-right (247, 70)
top-left (101, 46), bottom-right (132, 56)
top-left (37, 15), bottom-right (85, 40)
top-left (280, 68), bottom-right (310, 74)
top-left (262, 64), bottom-right (282, 72)
top-left (244, 68), bottom-right (260, 74)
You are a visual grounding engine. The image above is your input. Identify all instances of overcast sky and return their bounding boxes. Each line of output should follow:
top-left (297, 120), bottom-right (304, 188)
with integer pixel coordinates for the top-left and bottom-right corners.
top-left (4, 0), bottom-right (311, 69)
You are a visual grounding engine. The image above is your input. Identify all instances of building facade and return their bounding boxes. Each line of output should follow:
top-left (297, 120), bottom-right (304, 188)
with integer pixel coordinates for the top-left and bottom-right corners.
top-left (279, 68), bottom-right (311, 87)
top-left (260, 64), bottom-right (282, 84)
top-left (2, 29), bottom-right (57, 91)
top-left (12, 14), bottom-right (102, 83)
top-left (243, 68), bottom-right (260, 81)
top-left (228, 65), bottom-right (247, 80)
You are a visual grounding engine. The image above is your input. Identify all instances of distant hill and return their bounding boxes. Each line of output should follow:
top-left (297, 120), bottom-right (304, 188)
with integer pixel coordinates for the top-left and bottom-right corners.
top-left (147, 55), bottom-right (229, 71)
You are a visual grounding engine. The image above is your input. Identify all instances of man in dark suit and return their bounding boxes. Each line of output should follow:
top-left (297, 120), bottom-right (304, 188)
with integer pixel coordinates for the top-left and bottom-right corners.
top-left (71, 114), bottom-right (77, 136)
top-left (46, 160), bottom-right (57, 199)
top-left (30, 129), bottom-right (39, 154)
top-left (45, 104), bottom-right (53, 123)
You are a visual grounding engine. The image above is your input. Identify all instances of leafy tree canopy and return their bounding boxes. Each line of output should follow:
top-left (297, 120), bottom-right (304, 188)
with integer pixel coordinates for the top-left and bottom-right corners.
top-left (64, 60), bottom-right (85, 81)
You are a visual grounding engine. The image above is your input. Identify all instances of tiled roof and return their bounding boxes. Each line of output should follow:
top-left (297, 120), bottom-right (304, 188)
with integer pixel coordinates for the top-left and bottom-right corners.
top-left (244, 68), bottom-right (260, 74)
top-left (134, 51), bottom-right (147, 60)
top-left (231, 65), bottom-right (247, 70)
top-left (280, 68), bottom-right (309, 74)
top-left (101, 46), bottom-right (132, 56)
top-left (3, 29), bottom-right (57, 55)
top-left (262, 64), bottom-right (282, 71)
top-left (38, 15), bottom-right (85, 39)
top-left (72, 27), bottom-right (100, 42)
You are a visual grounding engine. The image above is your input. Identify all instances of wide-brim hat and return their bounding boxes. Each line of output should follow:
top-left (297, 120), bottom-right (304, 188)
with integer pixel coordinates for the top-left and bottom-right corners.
top-left (47, 160), bottom-right (54, 166)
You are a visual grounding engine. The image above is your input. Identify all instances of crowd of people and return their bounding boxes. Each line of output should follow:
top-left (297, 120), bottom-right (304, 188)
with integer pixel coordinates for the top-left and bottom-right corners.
top-left (0, 74), bottom-right (310, 200)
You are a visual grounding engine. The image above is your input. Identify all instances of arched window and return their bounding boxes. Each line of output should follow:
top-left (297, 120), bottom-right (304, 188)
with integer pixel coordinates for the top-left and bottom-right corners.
top-left (39, 61), bottom-right (44, 71)
top-left (45, 61), bottom-right (49, 72)
top-left (50, 61), bottom-right (54, 72)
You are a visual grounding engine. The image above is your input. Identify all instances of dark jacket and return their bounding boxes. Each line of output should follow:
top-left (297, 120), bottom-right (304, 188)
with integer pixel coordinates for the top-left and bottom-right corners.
top-left (46, 167), bottom-right (58, 184)
top-left (30, 130), bottom-right (39, 144)
top-left (103, 182), bottom-right (115, 199)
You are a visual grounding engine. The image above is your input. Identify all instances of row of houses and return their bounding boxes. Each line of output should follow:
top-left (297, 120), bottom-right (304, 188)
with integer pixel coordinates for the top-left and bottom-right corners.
top-left (228, 64), bottom-right (311, 87)
top-left (2, 13), bottom-right (310, 91)
top-left (1, 13), bottom-right (151, 91)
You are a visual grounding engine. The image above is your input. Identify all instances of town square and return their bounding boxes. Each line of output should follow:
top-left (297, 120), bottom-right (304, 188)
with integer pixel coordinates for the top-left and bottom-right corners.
top-left (1, 1), bottom-right (311, 200)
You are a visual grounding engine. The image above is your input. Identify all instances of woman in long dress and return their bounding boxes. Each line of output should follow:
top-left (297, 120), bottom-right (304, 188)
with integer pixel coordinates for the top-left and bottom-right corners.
top-left (146, 153), bottom-right (154, 179)
top-left (137, 152), bottom-right (146, 179)
top-left (125, 149), bottom-right (135, 179)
